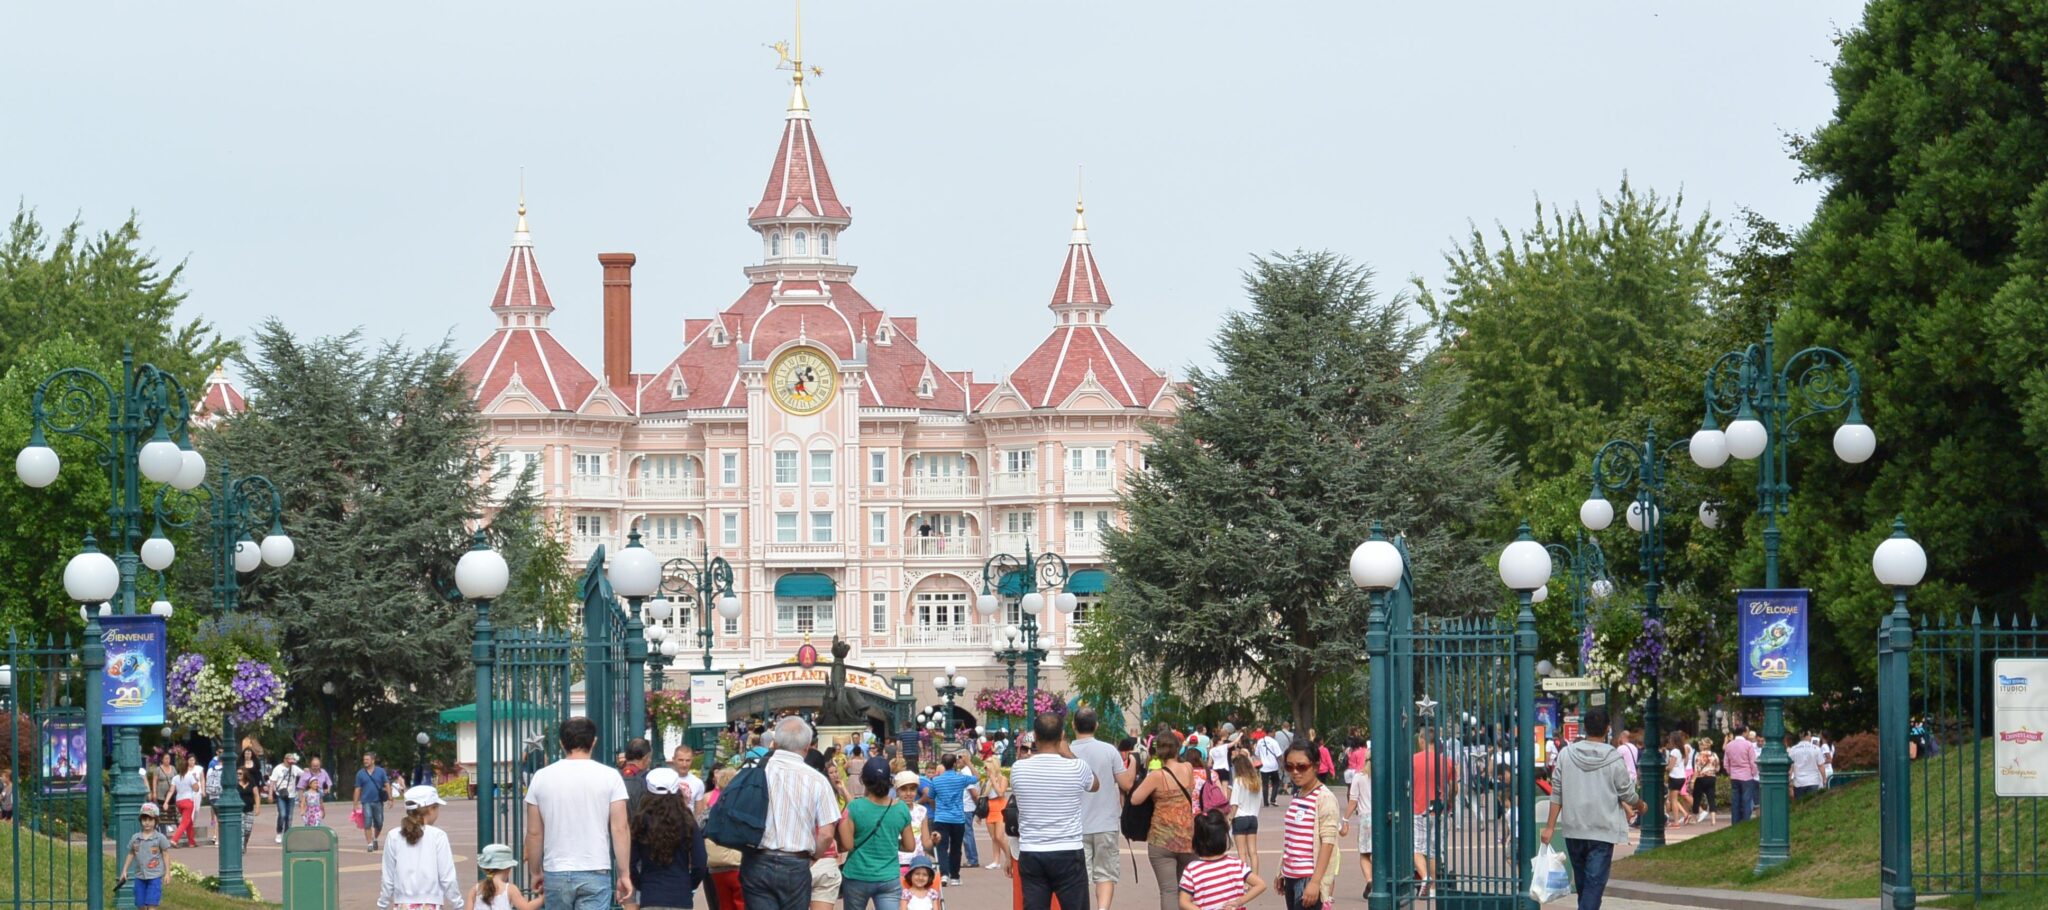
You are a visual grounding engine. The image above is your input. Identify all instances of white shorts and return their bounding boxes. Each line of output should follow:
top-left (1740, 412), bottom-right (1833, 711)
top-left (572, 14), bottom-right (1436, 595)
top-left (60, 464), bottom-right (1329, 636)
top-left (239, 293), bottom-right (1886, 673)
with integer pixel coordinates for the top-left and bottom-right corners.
top-left (1412, 815), bottom-right (1438, 858)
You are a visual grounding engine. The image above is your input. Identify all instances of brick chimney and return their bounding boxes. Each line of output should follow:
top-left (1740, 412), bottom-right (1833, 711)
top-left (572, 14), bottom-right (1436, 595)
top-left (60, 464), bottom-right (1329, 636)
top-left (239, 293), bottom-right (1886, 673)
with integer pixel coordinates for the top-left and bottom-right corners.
top-left (598, 253), bottom-right (636, 385)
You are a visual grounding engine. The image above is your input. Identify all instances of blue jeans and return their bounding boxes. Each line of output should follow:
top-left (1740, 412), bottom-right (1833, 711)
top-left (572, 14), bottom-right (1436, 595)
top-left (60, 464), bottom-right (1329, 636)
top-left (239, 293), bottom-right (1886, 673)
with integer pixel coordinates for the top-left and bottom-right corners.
top-left (543, 869), bottom-right (614, 910)
top-left (841, 876), bottom-right (901, 910)
top-left (740, 851), bottom-right (813, 910)
top-left (1730, 778), bottom-right (1758, 823)
top-left (1565, 838), bottom-right (1614, 910)
top-left (963, 817), bottom-right (980, 866)
top-left (274, 796), bottom-right (295, 833)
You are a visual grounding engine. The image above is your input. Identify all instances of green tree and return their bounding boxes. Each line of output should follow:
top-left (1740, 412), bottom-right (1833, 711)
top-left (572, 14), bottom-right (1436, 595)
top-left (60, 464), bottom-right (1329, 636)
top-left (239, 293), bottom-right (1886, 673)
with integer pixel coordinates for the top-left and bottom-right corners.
top-left (0, 336), bottom-right (116, 634)
top-left (1781, 0), bottom-right (2048, 671)
top-left (1416, 178), bottom-right (1721, 484)
top-left (1075, 252), bottom-right (1511, 731)
top-left (0, 208), bottom-right (234, 388)
top-left (199, 320), bottom-right (548, 744)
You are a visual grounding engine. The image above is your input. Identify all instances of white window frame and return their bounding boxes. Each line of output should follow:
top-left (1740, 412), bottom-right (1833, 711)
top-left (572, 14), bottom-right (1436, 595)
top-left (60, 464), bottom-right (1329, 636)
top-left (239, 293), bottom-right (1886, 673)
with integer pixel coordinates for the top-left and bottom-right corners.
top-left (722, 511), bottom-right (740, 546)
top-left (773, 450), bottom-right (798, 486)
top-left (915, 591), bottom-right (969, 630)
top-left (810, 511), bottom-right (834, 543)
top-left (869, 449), bottom-right (886, 484)
top-left (870, 591), bottom-right (888, 634)
top-left (810, 449), bottom-right (833, 485)
top-left (1005, 511), bottom-right (1036, 534)
top-left (723, 604), bottom-right (740, 635)
top-left (1004, 448), bottom-right (1035, 473)
top-left (775, 512), bottom-right (799, 543)
top-left (776, 598), bottom-right (834, 635)
top-left (870, 510), bottom-right (888, 545)
top-left (721, 451), bottom-right (739, 486)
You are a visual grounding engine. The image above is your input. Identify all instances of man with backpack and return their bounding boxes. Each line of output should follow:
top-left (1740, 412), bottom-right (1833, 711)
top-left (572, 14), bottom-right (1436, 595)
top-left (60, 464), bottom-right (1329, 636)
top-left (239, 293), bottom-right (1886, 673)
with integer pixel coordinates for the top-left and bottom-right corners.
top-left (726, 716), bottom-right (839, 910)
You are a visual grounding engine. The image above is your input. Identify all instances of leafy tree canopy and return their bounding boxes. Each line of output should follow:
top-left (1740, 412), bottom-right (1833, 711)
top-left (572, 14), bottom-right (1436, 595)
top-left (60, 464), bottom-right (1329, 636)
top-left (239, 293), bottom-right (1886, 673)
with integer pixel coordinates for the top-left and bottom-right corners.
top-left (1076, 252), bottom-right (1510, 731)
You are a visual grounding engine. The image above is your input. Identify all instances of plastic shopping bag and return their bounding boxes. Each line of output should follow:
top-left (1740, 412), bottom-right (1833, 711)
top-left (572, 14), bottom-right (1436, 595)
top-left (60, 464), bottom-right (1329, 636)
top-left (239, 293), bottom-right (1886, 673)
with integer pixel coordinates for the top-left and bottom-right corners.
top-left (1529, 843), bottom-right (1575, 904)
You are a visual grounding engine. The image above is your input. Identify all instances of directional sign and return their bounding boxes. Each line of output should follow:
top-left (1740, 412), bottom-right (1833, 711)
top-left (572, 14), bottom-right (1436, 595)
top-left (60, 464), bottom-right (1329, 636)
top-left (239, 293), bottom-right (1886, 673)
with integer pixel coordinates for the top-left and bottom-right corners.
top-left (1542, 676), bottom-right (1602, 692)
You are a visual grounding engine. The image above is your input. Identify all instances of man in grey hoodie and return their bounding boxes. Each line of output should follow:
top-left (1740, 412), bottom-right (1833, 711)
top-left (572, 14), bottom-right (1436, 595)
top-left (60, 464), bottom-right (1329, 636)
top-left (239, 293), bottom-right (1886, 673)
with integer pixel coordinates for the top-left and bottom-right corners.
top-left (1542, 709), bottom-right (1643, 910)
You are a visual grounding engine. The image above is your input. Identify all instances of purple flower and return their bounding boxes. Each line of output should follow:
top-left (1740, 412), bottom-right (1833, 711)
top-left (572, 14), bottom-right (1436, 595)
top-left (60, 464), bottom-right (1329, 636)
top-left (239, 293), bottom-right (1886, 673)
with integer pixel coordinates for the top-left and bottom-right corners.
top-left (166, 654), bottom-right (207, 710)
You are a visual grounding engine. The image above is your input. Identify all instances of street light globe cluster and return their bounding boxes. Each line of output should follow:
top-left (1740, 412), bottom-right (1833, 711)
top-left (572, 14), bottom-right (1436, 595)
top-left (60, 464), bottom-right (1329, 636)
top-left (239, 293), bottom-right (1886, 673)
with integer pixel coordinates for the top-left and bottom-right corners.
top-left (18, 434), bottom-right (209, 493)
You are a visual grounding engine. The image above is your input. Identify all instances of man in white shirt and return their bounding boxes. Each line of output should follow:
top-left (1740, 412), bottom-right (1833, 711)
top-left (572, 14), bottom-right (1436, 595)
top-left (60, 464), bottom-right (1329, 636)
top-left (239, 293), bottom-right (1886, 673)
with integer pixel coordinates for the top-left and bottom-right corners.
top-left (1071, 707), bottom-right (1135, 909)
top-left (524, 716), bottom-right (633, 909)
top-left (266, 753), bottom-right (304, 843)
top-left (1787, 734), bottom-right (1827, 799)
top-left (1010, 714), bottom-right (1099, 910)
top-left (1256, 731), bottom-right (1284, 806)
top-left (670, 744), bottom-right (706, 813)
top-left (744, 716), bottom-right (841, 910)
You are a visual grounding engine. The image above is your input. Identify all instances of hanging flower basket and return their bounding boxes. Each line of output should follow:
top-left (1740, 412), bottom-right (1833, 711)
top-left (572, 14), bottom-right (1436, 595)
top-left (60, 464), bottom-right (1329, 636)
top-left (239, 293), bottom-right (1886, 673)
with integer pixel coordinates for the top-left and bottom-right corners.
top-left (167, 653), bottom-right (287, 732)
top-left (973, 686), bottom-right (1067, 724)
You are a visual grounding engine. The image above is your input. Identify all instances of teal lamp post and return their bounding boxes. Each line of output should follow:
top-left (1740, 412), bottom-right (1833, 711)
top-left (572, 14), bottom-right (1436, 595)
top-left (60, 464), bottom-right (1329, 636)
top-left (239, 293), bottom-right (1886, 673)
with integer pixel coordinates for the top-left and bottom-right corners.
top-left (990, 627), bottom-right (1024, 762)
top-left (1499, 523), bottom-right (1552, 907)
top-left (977, 545), bottom-right (1073, 735)
top-left (150, 465), bottom-right (294, 897)
top-left (1581, 423), bottom-right (1693, 854)
top-left (455, 530), bottom-right (510, 851)
top-left (19, 348), bottom-right (204, 910)
top-left (1691, 326), bottom-right (1871, 872)
top-left (932, 667), bottom-right (969, 744)
top-left (1873, 518), bottom-right (1925, 910)
top-left (1348, 522), bottom-right (1406, 910)
top-left (636, 544), bottom-right (738, 754)
top-left (1542, 533), bottom-right (1613, 711)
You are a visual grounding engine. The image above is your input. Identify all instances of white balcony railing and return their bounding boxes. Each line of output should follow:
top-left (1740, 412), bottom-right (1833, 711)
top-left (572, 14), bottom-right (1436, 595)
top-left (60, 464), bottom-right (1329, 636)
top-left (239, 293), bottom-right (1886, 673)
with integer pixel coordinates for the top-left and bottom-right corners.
top-left (908, 536), bottom-right (977, 558)
top-left (1066, 469), bottom-right (1115, 493)
top-left (907, 624), bottom-right (994, 647)
top-left (907, 475), bottom-right (981, 498)
top-left (989, 533), bottom-right (1035, 556)
top-left (645, 536), bottom-right (700, 561)
top-left (631, 476), bottom-right (703, 499)
top-left (572, 537), bottom-right (605, 562)
top-left (1065, 530), bottom-right (1105, 555)
top-left (764, 542), bottom-right (846, 564)
top-left (990, 472), bottom-right (1038, 496)
top-left (571, 474), bottom-right (618, 498)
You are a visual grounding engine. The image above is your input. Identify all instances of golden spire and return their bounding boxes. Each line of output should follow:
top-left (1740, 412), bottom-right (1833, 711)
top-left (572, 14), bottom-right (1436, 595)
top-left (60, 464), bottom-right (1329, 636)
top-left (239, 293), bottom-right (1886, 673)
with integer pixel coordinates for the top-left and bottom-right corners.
top-left (1074, 164), bottom-right (1087, 231)
top-left (773, 0), bottom-right (823, 113)
top-left (516, 168), bottom-right (529, 234)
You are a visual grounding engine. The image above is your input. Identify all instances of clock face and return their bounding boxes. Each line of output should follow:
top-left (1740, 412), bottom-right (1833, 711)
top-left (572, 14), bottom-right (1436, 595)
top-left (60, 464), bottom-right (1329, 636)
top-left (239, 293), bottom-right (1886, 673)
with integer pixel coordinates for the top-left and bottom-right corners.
top-left (768, 346), bottom-right (837, 416)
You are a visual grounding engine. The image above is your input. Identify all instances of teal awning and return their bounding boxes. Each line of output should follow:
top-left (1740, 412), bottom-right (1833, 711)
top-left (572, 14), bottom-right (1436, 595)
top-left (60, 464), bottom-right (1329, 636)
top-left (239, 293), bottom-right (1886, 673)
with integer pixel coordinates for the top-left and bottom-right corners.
top-left (998, 570), bottom-right (1027, 597)
top-left (775, 572), bottom-right (836, 598)
top-left (1065, 569), bottom-right (1108, 595)
top-left (437, 700), bottom-right (555, 725)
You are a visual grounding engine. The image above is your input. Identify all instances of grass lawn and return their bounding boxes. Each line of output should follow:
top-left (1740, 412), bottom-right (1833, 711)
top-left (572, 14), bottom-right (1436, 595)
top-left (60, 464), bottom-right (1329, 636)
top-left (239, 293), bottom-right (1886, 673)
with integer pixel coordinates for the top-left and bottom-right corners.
top-left (1615, 739), bottom-right (2046, 906)
top-left (0, 822), bottom-right (275, 909)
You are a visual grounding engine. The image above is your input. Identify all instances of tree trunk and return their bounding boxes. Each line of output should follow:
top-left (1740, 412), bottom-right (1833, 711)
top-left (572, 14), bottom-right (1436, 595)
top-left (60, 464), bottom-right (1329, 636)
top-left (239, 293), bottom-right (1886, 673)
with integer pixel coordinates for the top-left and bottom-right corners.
top-left (1290, 672), bottom-right (1317, 740)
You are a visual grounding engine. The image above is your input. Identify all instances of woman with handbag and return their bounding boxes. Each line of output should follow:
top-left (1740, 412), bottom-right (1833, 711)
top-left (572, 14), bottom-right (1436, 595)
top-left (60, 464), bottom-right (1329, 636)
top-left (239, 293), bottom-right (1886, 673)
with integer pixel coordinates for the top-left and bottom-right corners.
top-left (839, 757), bottom-right (914, 910)
top-left (1690, 737), bottom-right (1721, 825)
top-left (1129, 730), bottom-right (1197, 910)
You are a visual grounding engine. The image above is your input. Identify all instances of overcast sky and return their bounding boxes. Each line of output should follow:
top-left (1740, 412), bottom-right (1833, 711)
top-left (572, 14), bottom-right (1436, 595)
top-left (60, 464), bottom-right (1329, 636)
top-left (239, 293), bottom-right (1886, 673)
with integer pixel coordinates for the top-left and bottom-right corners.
top-left (2, 1), bottom-right (1863, 385)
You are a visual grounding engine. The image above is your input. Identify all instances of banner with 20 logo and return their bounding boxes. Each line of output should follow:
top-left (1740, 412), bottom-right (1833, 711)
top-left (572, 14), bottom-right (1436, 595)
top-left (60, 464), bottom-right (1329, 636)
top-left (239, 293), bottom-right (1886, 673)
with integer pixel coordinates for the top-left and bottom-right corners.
top-left (1736, 588), bottom-right (1809, 698)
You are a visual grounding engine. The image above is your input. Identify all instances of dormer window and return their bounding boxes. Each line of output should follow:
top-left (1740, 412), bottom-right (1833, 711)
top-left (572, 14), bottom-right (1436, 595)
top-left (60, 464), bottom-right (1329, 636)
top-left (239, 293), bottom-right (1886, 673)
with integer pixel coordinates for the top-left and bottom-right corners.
top-left (918, 377), bottom-right (934, 399)
top-left (875, 322), bottom-right (891, 345)
top-left (794, 231), bottom-right (809, 256)
top-left (820, 231), bottom-right (832, 255)
top-left (711, 325), bottom-right (729, 347)
top-left (669, 369), bottom-right (689, 400)
top-left (770, 232), bottom-right (783, 256)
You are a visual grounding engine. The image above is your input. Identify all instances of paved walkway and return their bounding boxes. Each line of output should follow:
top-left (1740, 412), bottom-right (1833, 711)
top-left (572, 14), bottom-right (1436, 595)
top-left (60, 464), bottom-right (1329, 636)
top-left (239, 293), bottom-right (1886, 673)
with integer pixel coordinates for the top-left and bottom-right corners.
top-left (166, 796), bottom-right (1745, 908)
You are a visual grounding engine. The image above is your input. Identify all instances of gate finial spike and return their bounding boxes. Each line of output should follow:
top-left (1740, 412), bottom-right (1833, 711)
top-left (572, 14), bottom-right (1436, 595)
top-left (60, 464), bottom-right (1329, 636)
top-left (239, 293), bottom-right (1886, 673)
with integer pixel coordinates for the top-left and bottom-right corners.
top-left (1971, 606), bottom-right (1983, 627)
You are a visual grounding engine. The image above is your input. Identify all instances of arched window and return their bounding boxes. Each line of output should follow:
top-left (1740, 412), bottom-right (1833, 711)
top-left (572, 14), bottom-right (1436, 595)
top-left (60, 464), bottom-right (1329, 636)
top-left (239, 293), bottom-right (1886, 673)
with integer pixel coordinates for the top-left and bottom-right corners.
top-left (820, 231), bottom-right (832, 256)
top-left (770, 232), bottom-right (783, 256)
top-left (794, 231), bottom-right (809, 255)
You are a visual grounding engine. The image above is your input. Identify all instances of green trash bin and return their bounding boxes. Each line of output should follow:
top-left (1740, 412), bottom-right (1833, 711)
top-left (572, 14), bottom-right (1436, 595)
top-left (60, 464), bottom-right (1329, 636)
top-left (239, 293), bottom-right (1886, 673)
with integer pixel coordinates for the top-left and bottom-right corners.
top-left (283, 825), bottom-right (341, 910)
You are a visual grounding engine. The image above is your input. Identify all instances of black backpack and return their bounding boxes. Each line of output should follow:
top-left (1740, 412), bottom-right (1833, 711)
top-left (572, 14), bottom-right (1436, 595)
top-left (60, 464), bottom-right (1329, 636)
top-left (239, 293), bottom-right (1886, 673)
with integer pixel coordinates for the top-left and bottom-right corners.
top-left (701, 756), bottom-right (768, 850)
top-left (1119, 764), bottom-right (1154, 841)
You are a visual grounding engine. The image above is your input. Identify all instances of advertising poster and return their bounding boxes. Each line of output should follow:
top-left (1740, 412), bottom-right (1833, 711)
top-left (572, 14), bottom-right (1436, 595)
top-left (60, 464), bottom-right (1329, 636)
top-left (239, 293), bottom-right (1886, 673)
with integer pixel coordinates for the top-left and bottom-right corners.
top-left (1994, 658), bottom-right (2048, 797)
top-left (690, 671), bottom-right (729, 727)
top-left (1736, 589), bottom-right (1811, 697)
top-left (40, 717), bottom-right (87, 795)
top-left (98, 614), bottom-right (168, 726)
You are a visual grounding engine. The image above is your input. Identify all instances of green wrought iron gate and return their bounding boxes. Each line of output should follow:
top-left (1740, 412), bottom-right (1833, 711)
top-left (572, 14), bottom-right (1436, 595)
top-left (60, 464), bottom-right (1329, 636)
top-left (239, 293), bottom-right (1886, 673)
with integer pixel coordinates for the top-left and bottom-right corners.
top-left (1880, 609), bottom-right (2047, 909)
top-left (1366, 537), bottom-right (1537, 910)
top-left (4, 633), bottom-right (103, 910)
top-left (473, 546), bottom-right (642, 891)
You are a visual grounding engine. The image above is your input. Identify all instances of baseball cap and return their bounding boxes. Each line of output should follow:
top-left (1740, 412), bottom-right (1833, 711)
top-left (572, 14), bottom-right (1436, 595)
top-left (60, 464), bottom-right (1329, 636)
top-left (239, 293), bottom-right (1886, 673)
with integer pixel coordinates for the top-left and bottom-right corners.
top-left (645, 767), bottom-right (683, 796)
top-left (477, 843), bottom-right (519, 870)
top-left (139, 802), bottom-right (160, 818)
top-left (403, 785), bottom-right (446, 810)
top-left (892, 770), bottom-right (920, 790)
top-left (860, 756), bottom-right (892, 789)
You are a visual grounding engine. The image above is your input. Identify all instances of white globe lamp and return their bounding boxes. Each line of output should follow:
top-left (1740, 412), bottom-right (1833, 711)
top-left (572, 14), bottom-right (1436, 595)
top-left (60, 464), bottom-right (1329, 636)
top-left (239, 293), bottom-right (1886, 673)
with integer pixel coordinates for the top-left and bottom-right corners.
top-left (1625, 501), bottom-right (1660, 534)
top-left (140, 533), bottom-right (175, 572)
top-left (260, 528), bottom-right (296, 568)
top-left (137, 431), bottom-right (184, 484)
top-left (975, 593), bottom-right (1000, 617)
top-left (1054, 592), bottom-right (1078, 614)
top-left (150, 599), bottom-right (174, 618)
top-left (1689, 425), bottom-right (1730, 470)
top-left (233, 538), bottom-right (261, 574)
top-left (1698, 502), bottom-right (1720, 530)
top-left (64, 536), bottom-right (120, 604)
top-left (717, 594), bottom-right (742, 619)
top-left (15, 439), bottom-right (59, 488)
top-left (454, 534), bottom-right (510, 600)
top-left (607, 537), bottom-right (662, 599)
top-left (1872, 518), bottom-right (1927, 588)
top-left (1834, 420), bottom-right (1877, 465)
top-left (1725, 415), bottom-right (1768, 461)
top-left (1019, 592), bottom-right (1045, 616)
top-left (1580, 497), bottom-right (1614, 532)
top-left (172, 448), bottom-right (207, 491)
top-left (1497, 525), bottom-right (1553, 592)
top-left (1349, 535), bottom-right (1403, 591)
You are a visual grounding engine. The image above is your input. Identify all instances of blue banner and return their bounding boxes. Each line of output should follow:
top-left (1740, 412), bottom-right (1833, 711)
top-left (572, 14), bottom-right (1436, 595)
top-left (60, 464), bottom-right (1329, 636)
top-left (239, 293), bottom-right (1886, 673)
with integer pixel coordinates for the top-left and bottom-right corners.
top-left (99, 614), bottom-right (168, 726)
top-left (1737, 588), bottom-right (1810, 697)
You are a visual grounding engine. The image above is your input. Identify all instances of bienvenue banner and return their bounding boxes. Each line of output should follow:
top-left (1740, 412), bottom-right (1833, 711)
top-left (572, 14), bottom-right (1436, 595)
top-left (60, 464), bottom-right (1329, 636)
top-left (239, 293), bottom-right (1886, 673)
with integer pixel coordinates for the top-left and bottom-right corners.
top-left (99, 614), bottom-right (168, 726)
top-left (1736, 588), bottom-right (1810, 698)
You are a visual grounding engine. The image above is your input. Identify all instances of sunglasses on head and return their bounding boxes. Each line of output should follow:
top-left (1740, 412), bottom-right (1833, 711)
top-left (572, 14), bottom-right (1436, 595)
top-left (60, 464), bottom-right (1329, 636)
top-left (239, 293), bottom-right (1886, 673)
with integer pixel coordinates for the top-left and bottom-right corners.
top-left (1285, 762), bottom-right (1315, 772)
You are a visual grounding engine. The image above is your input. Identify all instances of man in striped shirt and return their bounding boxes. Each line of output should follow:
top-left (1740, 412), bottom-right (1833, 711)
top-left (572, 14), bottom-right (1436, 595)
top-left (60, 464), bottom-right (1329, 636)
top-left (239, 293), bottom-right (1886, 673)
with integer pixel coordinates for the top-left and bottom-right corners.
top-left (741, 716), bottom-right (842, 910)
top-left (1010, 714), bottom-right (1100, 910)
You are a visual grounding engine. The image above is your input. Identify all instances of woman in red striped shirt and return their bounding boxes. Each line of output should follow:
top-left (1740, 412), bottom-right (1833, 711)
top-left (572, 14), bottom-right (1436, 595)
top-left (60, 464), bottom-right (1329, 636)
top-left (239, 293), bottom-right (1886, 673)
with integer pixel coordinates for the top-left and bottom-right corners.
top-left (1178, 809), bottom-right (1265, 910)
top-left (1277, 744), bottom-right (1339, 910)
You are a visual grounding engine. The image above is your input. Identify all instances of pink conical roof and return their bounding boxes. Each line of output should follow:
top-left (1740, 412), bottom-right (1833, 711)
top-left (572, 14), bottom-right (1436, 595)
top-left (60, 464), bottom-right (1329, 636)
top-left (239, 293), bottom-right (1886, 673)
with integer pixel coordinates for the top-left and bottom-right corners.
top-left (459, 207), bottom-right (602, 412)
top-left (1049, 205), bottom-right (1111, 310)
top-left (749, 111), bottom-right (848, 222)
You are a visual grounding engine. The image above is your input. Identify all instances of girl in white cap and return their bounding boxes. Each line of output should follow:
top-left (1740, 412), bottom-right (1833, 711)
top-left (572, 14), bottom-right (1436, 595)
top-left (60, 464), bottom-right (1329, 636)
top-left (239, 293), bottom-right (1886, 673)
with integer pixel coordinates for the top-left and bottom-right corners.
top-left (469, 843), bottom-right (540, 910)
top-left (377, 784), bottom-right (464, 910)
top-left (631, 767), bottom-right (708, 910)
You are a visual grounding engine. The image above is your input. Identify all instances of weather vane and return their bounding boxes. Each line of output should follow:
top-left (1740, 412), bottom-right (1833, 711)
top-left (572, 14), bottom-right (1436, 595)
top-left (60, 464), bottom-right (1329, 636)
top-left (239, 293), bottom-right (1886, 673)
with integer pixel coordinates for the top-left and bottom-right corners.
top-left (770, 0), bottom-right (824, 84)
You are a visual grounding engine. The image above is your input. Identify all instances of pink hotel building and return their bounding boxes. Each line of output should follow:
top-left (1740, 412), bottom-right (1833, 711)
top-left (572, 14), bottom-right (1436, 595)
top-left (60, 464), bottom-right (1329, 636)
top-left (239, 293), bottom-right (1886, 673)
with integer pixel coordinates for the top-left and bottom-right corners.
top-left (441, 71), bottom-right (1177, 707)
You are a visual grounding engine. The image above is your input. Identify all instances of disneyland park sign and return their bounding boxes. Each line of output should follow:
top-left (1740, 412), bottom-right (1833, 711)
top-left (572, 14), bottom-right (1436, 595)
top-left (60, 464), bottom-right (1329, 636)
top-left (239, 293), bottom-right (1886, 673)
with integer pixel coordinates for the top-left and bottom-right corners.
top-left (727, 664), bottom-right (897, 701)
